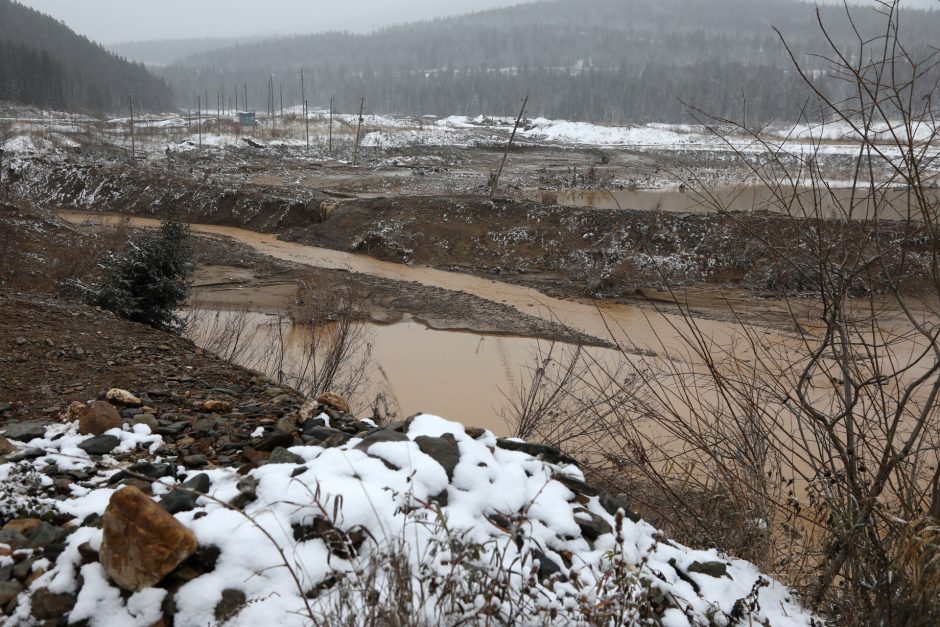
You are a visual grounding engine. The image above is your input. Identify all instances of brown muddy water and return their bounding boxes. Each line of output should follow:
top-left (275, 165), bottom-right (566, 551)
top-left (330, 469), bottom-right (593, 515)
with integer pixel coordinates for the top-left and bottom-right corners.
top-left (528, 184), bottom-right (940, 220)
top-left (186, 310), bottom-right (618, 434)
top-left (60, 211), bottom-right (934, 443)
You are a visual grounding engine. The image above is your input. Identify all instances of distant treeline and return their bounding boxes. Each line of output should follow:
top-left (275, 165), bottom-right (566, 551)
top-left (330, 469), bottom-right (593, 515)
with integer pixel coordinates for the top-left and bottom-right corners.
top-left (0, 0), bottom-right (171, 112)
top-left (161, 0), bottom-right (940, 123)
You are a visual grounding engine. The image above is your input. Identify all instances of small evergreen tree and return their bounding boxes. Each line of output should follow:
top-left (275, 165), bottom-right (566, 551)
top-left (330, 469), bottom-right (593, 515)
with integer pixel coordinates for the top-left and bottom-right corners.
top-left (85, 213), bottom-right (193, 332)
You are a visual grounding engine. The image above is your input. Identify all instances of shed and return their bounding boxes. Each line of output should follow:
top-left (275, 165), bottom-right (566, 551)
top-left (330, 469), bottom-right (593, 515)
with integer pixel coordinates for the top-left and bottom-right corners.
top-left (238, 111), bottom-right (257, 127)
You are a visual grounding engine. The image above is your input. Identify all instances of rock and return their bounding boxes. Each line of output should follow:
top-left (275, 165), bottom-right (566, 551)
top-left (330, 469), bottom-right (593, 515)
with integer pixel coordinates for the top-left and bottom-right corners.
top-left (275, 416), bottom-right (298, 434)
top-left (203, 400), bottom-right (233, 413)
top-left (25, 522), bottom-right (66, 548)
top-left (229, 477), bottom-right (258, 509)
top-left (0, 580), bottom-right (22, 605)
top-left (532, 549), bottom-right (565, 583)
top-left (4, 448), bottom-right (43, 462)
top-left (0, 530), bottom-right (26, 550)
top-left (301, 426), bottom-right (351, 448)
top-left (156, 422), bottom-right (188, 436)
top-left (190, 418), bottom-right (218, 435)
top-left (688, 560), bottom-right (730, 579)
top-left (126, 462), bottom-right (176, 481)
top-left (100, 486), bottom-right (198, 591)
top-left (65, 401), bottom-right (86, 422)
top-left (415, 434), bottom-right (460, 480)
top-left (298, 399), bottom-right (320, 421)
top-left (214, 589), bottom-right (246, 621)
top-left (464, 426), bottom-right (486, 439)
top-left (78, 401), bottom-right (122, 436)
top-left (495, 438), bottom-right (579, 467)
top-left (1, 421), bottom-right (49, 442)
top-left (14, 337), bottom-right (26, 345)
top-left (131, 414), bottom-right (159, 432)
top-left (106, 388), bottom-right (142, 406)
top-left (3, 518), bottom-right (43, 536)
top-left (0, 436), bottom-right (15, 456)
top-left (182, 455), bottom-right (208, 468)
top-left (30, 588), bottom-right (76, 620)
top-left (355, 429), bottom-right (410, 452)
top-left (572, 507), bottom-right (613, 541)
top-left (553, 474), bottom-right (600, 498)
top-left (0, 402), bottom-right (13, 413)
top-left (269, 447), bottom-right (304, 465)
top-left (316, 392), bottom-right (350, 414)
top-left (182, 473), bottom-right (211, 494)
top-left (159, 491), bottom-right (197, 515)
top-left (78, 434), bottom-right (121, 456)
top-left (598, 492), bottom-right (642, 523)
top-left (159, 473), bottom-right (210, 515)
top-left (255, 432), bottom-right (294, 452)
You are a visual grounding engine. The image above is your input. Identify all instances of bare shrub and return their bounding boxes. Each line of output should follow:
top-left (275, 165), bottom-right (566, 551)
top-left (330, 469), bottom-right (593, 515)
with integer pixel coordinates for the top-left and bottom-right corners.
top-left (186, 278), bottom-right (374, 407)
top-left (284, 278), bottom-right (374, 402)
top-left (506, 3), bottom-right (940, 623)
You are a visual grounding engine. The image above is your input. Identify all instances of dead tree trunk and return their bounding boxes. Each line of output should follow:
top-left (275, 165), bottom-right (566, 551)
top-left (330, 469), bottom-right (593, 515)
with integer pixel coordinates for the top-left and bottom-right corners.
top-left (353, 97), bottom-right (365, 164)
top-left (128, 93), bottom-right (136, 163)
top-left (490, 95), bottom-right (528, 198)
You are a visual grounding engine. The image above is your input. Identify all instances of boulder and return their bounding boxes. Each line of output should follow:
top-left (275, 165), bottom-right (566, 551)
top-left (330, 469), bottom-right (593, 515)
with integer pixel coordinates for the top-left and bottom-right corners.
top-left (100, 486), bottom-right (198, 591)
top-left (78, 401), bottom-right (122, 436)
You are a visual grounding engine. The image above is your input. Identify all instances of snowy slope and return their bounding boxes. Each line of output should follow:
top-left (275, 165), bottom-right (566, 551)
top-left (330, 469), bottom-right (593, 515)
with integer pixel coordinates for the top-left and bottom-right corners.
top-left (1, 415), bottom-right (813, 626)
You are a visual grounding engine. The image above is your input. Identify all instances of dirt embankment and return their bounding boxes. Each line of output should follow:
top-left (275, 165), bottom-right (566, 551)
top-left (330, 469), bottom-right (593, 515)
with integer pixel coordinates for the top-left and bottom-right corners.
top-left (8, 156), bottom-right (931, 302)
top-left (5, 156), bottom-right (329, 232)
top-left (293, 195), bottom-right (931, 298)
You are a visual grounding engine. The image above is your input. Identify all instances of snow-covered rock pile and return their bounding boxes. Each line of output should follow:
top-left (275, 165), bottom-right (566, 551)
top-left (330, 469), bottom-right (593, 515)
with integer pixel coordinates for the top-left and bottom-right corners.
top-left (0, 414), bottom-right (813, 626)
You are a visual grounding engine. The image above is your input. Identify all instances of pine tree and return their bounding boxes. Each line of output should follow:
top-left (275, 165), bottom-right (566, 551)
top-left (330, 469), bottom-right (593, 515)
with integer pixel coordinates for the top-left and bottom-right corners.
top-left (85, 214), bottom-right (193, 332)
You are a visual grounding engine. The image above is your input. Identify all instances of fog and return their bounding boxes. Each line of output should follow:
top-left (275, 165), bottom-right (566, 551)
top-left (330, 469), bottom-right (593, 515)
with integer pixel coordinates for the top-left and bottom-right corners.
top-left (14, 0), bottom-right (533, 44)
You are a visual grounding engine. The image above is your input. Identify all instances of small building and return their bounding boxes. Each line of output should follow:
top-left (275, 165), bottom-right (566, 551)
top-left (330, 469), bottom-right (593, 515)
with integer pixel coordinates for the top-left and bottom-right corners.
top-left (238, 111), bottom-right (257, 127)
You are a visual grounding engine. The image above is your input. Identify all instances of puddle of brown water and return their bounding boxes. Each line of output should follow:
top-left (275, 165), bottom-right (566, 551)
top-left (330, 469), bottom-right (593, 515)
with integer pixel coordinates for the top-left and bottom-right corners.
top-left (186, 309), bottom-right (620, 435)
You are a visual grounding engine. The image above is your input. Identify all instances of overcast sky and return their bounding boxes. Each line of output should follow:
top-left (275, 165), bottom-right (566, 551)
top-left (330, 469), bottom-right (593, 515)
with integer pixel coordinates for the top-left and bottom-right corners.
top-left (15, 0), bottom-right (532, 44)
top-left (15, 0), bottom-right (939, 45)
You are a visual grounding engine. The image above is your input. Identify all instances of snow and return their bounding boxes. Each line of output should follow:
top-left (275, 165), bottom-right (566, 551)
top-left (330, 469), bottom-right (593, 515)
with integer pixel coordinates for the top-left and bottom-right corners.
top-left (2, 414), bottom-right (813, 626)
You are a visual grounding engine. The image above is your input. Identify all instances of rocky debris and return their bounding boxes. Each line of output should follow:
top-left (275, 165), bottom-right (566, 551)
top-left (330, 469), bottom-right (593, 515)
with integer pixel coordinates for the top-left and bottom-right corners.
top-left (77, 400), bottom-right (122, 435)
top-left (0, 408), bottom-right (812, 626)
top-left (99, 486), bottom-right (198, 591)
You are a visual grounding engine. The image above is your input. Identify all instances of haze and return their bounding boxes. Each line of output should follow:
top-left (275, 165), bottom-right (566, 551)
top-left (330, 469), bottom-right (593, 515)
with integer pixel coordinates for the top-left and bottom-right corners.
top-left (14, 0), bottom-right (533, 44)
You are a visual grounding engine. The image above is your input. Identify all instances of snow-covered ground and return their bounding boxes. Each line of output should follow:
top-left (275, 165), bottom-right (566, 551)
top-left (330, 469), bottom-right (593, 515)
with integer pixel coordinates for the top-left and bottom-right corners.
top-left (1, 415), bottom-right (814, 626)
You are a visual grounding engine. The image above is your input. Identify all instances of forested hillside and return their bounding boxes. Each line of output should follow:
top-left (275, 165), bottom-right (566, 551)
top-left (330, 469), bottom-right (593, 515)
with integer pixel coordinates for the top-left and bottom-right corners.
top-left (161, 0), bottom-right (940, 123)
top-left (0, 0), bottom-right (171, 112)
